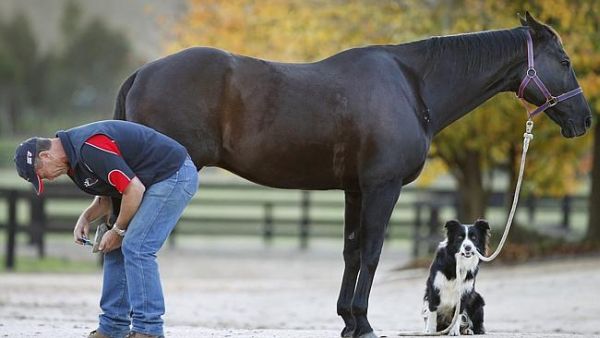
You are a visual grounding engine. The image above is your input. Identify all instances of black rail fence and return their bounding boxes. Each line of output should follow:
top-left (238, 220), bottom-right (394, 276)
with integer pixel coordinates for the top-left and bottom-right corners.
top-left (0, 183), bottom-right (587, 270)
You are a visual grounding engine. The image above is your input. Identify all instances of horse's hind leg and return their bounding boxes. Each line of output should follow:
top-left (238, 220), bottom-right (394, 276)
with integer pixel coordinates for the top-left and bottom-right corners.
top-left (352, 178), bottom-right (402, 338)
top-left (337, 191), bottom-right (362, 337)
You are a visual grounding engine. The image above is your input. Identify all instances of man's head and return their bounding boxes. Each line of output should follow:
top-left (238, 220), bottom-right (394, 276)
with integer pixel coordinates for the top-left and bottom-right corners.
top-left (14, 137), bottom-right (68, 195)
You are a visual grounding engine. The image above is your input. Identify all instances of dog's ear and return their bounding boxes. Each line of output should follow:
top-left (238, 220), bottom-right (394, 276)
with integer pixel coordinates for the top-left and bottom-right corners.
top-left (444, 220), bottom-right (462, 234)
top-left (474, 219), bottom-right (491, 253)
top-left (473, 219), bottom-right (490, 232)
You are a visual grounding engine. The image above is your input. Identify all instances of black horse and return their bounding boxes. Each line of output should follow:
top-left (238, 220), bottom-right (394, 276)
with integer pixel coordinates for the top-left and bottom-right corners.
top-left (113, 13), bottom-right (590, 338)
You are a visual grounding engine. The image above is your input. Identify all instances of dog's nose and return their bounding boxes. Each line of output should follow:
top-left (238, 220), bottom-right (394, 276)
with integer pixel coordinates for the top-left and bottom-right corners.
top-left (464, 245), bottom-right (472, 252)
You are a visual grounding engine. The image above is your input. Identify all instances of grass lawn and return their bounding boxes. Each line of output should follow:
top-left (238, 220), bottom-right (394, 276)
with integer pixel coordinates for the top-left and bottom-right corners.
top-left (0, 255), bottom-right (99, 273)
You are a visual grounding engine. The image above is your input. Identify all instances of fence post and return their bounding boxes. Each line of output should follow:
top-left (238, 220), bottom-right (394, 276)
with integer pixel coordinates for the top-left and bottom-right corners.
top-left (427, 204), bottom-right (440, 254)
top-left (30, 195), bottom-right (46, 258)
top-left (527, 195), bottom-right (536, 225)
top-left (300, 191), bottom-right (310, 249)
top-left (413, 202), bottom-right (423, 259)
top-left (561, 195), bottom-right (571, 231)
top-left (263, 202), bottom-right (273, 244)
top-left (6, 190), bottom-right (18, 271)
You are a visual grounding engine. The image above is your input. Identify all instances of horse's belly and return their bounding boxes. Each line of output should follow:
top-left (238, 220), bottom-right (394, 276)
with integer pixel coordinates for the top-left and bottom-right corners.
top-left (219, 141), bottom-right (357, 190)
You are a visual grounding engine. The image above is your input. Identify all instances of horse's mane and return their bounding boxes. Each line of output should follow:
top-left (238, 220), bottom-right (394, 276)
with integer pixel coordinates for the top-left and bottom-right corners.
top-left (425, 28), bottom-right (527, 76)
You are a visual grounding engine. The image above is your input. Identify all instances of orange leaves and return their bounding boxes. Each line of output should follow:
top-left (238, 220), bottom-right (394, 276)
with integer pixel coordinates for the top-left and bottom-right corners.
top-left (167, 0), bottom-right (420, 62)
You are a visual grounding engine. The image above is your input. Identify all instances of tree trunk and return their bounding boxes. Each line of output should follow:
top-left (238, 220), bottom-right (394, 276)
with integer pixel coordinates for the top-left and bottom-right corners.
top-left (455, 150), bottom-right (487, 222)
top-left (586, 121), bottom-right (600, 242)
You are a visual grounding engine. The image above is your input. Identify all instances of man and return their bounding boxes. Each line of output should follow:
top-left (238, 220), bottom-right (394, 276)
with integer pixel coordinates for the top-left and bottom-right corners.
top-left (14, 120), bottom-right (199, 338)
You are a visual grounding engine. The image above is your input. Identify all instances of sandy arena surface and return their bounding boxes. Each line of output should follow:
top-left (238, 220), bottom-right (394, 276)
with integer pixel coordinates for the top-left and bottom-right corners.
top-left (1, 237), bottom-right (599, 338)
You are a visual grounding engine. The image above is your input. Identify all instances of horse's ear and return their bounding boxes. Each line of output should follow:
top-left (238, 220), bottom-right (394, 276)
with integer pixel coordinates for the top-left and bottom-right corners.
top-left (525, 11), bottom-right (546, 35)
top-left (518, 12), bottom-right (527, 27)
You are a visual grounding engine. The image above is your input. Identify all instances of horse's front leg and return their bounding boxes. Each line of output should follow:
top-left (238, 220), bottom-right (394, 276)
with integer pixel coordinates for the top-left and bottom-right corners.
top-left (337, 191), bottom-right (362, 337)
top-left (352, 178), bottom-right (402, 338)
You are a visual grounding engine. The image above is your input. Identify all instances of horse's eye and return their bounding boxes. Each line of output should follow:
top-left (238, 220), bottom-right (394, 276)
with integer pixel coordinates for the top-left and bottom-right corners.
top-left (561, 59), bottom-right (571, 67)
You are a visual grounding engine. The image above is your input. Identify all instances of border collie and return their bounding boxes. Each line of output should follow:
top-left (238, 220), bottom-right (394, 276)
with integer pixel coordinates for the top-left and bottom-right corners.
top-left (422, 219), bottom-right (490, 335)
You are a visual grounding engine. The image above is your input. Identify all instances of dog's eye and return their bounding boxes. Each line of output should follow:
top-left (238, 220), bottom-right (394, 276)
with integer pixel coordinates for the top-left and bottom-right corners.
top-left (470, 234), bottom-right (477, 240)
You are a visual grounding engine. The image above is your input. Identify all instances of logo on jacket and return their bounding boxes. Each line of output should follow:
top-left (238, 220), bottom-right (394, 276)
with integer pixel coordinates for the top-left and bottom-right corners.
top-left (83, 178), bottom-right (98, 187)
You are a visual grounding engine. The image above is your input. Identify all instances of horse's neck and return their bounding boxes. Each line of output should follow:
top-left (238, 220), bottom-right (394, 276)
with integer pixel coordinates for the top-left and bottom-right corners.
top-left (390, 28), bottom-right (527, 135)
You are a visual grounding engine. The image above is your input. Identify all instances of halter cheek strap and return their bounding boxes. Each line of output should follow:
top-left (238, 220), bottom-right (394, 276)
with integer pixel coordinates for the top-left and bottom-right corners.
top-left (517, 30), bottom-right (583, 119)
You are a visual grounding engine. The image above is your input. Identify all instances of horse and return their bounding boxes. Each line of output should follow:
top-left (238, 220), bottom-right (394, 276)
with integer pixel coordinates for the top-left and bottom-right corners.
top-left (112, 12), bottom-right (590, 338)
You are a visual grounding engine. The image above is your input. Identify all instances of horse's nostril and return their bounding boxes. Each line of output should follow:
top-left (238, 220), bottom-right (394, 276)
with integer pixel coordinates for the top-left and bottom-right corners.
top-left (585, 116), bottom-right (592, 129)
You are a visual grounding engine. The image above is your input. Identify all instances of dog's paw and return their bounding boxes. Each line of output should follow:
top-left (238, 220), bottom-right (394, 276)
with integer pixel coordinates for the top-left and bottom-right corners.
top-left (449, 324), bottom-right (461, 336)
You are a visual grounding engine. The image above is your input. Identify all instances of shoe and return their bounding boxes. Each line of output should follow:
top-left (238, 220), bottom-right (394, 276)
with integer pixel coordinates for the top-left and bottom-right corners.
top-left (88, 330), bottom-right (111, 338)
top-left (125, 332), bottom-right (165, 338)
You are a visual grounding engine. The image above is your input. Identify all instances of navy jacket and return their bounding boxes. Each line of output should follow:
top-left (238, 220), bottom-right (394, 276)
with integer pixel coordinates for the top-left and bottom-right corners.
top-left (57, 120), bottom-right (188, 199)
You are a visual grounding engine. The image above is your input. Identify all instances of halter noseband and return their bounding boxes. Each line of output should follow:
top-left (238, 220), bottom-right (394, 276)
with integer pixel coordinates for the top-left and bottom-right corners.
top-left (517, 30), bottom-right (583, 119)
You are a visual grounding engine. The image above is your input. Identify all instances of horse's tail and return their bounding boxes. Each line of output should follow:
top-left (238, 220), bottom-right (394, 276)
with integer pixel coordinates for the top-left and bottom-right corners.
top-left (113, 71), bottom-right (138, 121)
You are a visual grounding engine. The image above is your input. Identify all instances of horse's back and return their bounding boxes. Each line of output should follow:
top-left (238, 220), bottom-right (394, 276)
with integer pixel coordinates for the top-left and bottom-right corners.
top-left (123, 46), bottom-right (429, 189)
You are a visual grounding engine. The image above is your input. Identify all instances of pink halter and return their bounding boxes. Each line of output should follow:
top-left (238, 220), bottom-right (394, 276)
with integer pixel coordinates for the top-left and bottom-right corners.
top-left (517, 30), bottom-right (583, 118)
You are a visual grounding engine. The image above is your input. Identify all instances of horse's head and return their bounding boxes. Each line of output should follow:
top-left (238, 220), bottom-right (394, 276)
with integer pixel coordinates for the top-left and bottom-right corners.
top-left (518, 12), bottom-right (591, 138)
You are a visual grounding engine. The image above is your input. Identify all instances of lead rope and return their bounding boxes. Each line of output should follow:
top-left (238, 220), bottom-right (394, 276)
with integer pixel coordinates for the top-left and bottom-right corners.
top-left (397, 120), bottom-right (533, 336)
top-left (477, 119), bottom-right (533, 262)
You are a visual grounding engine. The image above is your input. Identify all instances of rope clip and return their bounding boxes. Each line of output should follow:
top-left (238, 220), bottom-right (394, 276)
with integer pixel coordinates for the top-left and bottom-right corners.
top-left (524, 119), bottom-right (534, 141)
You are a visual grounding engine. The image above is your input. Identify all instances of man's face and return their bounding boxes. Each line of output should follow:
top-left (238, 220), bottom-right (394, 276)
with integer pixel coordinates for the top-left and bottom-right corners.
top-left (35, 151), bottom-right (68, 181)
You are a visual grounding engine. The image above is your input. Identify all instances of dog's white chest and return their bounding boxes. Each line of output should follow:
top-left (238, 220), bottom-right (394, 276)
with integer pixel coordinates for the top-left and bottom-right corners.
top-left (433, 271), bottom-right (474, 308)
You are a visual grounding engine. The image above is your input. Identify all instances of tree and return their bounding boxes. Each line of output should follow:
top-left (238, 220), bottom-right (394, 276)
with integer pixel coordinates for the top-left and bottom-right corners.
top-left (25, 0), bottom-right (135, 133)
top-left (429, 0), bottom-right (591, 222)
top-left (0, 1), bottom-right (135, 136)
top-left (531, 1), bottom-right (600, 243)
top-left (0, 12), bottom-right (42, 136)
top-left (167, 0), bottom-right (436, 60)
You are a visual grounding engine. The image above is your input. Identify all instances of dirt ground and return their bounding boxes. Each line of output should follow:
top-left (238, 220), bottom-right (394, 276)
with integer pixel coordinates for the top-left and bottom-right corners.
top-left (1, 237), bottom-right (599, 338)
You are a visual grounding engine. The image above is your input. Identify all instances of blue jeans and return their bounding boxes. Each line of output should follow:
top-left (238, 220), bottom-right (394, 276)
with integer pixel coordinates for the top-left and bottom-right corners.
top-left (98, 157), bottom-right (198, 337)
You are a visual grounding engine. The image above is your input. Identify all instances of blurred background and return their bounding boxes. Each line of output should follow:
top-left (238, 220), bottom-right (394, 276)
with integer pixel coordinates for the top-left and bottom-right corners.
top-left (1, 1), bottom-right (599, 337)
top-left (0, 0), bottom-right (599, 271)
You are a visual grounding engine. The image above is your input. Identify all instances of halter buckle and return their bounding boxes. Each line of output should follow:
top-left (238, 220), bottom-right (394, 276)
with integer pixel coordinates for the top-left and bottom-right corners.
top-left (547, 96), bottom-right (558, 107)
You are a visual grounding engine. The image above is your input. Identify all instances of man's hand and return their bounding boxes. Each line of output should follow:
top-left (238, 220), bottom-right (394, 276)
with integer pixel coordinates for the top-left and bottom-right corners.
top-left (73, 217), bottom-right (90, 245)
top-left (99, 229), bottom-right (123, 253)
top-left (74, 196), bottom-right (111, 245)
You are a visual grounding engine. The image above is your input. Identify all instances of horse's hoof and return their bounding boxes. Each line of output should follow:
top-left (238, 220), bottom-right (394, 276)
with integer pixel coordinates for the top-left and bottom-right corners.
top-left (356, 331), bottom-right (378, 338)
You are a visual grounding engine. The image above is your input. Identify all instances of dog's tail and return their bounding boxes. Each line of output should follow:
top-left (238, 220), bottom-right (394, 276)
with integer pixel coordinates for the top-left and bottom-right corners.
top-left (113, 71), bottom-right (138, 121)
